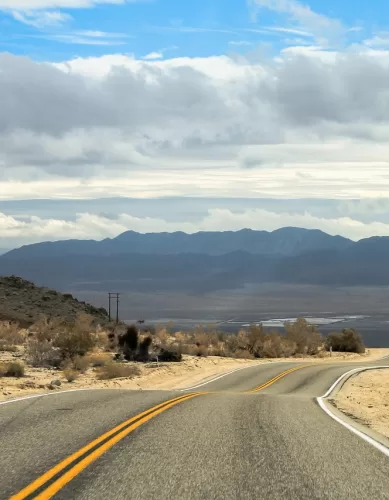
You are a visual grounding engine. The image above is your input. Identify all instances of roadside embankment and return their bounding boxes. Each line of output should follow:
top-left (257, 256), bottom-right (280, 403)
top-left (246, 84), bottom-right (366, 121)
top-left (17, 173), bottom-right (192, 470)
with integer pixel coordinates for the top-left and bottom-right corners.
top-left (334, 368), bottom-right (389, 440)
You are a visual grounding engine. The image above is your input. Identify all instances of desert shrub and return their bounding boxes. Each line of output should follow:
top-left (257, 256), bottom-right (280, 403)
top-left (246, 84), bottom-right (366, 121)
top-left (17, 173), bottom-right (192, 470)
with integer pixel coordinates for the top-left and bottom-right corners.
top-left (26, 340), bottom-right (62, 367)
top-left (118, 325), bottom-right (139, 360)
top-left (86, 352), bottom-right (111, 367)
top-left (246, 325), bottom-right (266, 355)
top-left (31, 316), bottom-right (64, 343)
top-left (137, 336), bottom-right (152, 361)
top-left (0, 361), bottom-right (25, 377)
top-left (194, 332), bottom-right (210, 347)
top-left (179, 344), bottom-right (198, 356)
top-left (97, 363), bottom-right (141, 380)
top-left (233, 349), bottom-right (254, 359)
top-left (284, 318), bottom-right (322, 355)
top-left (53, 330), bottom-right (97, 359)
top-left (325, 329), bottom-right (365, 354)
top-left (196, 345), bottom-right (208, 357)
top-left (63, 368), bottom-right (79, 382)
top-left (72, 355), bottom-right (89, 373)
top-left (261, 333), bottom-right (285, 358)
top-left (0, 321), bottom-right (25, 348)
top-left (224, 334), bottom-right (239, 354)
top-left (73, 313), bottom-right (94, 333)
top-left (157, 348), bottom-right (182, 362)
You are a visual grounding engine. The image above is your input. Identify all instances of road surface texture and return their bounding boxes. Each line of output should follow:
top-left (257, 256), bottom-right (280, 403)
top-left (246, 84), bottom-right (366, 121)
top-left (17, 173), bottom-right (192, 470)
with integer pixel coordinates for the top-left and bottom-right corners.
top-left (1, 359), bottom-right (389, 500)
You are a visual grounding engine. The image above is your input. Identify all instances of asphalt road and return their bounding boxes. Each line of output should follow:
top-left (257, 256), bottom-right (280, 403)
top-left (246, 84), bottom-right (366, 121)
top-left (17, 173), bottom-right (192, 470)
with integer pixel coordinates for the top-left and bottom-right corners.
top-left (1, 360), bottom-right (389, 500)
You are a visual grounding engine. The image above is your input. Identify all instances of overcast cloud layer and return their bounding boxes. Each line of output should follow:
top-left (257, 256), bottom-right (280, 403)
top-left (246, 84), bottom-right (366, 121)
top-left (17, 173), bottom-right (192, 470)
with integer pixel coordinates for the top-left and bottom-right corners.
top-left (2, 17), bottom-right (389, 247)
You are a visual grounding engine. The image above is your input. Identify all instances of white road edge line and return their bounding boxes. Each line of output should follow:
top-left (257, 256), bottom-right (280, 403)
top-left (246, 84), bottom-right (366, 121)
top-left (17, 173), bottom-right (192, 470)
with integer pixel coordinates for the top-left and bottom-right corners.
top-left (0, 388), bottom-right (94, 407)
top-left (317, 366), bottom-right (389, 458)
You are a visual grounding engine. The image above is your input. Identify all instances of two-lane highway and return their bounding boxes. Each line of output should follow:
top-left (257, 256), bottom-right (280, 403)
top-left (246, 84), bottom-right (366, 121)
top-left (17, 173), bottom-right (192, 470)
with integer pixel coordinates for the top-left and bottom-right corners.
top-left (1, 360), bottom-right (389, 499)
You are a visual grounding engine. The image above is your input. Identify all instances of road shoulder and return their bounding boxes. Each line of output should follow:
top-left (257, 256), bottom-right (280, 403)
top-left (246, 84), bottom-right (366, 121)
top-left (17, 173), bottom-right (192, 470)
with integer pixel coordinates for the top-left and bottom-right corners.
top-left (318, 366), bottom-right (389, 456)
top-left (333, 367), bottom-right (389, 440)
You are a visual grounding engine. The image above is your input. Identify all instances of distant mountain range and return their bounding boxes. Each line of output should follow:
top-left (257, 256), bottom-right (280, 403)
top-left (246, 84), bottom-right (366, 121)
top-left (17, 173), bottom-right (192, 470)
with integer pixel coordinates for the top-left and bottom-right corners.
top-left (2, 227), bottom-right (352, 258)
top-left (1, 228), bottom-right (388, 292)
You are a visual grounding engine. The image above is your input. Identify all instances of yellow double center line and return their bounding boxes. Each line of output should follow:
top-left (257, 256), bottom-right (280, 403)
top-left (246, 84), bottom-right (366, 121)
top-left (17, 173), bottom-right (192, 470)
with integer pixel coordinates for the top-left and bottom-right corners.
top-left (11, 364), bottom-right (312, 499)
top-left (10, 392), bottom-right (201, 500)
top-left (248, 364), bottom-right (310, 393)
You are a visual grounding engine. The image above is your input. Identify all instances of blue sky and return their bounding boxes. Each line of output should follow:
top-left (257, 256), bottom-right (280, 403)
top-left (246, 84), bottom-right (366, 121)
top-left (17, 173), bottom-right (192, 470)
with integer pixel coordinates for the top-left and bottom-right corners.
top-left (0, 0), bottom-right (383, 62)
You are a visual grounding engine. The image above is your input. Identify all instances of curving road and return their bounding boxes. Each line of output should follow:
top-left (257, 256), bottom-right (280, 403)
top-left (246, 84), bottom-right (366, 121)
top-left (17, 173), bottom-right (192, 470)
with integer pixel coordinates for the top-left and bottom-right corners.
top-left (1, 359), bottom-right (389, 500)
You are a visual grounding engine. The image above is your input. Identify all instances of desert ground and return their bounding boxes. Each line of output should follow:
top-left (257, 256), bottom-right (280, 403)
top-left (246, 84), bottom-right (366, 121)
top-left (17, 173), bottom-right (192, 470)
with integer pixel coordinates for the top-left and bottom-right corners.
top-left (335, 368), bottom-right (389, 440)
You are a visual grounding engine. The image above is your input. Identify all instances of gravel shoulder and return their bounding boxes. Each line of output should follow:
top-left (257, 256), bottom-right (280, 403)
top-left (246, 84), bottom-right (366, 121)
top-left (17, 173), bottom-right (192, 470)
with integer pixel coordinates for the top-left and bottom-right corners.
top-left (334, 368), bottom-right (389, 440)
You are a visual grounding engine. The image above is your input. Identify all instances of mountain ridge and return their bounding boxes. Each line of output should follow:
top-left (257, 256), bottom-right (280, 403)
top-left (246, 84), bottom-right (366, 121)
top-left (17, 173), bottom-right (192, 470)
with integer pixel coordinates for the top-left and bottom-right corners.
top-left (2, 227), bottom-right (389, 292)
top-left (3, 227), bottom-right (352, 259)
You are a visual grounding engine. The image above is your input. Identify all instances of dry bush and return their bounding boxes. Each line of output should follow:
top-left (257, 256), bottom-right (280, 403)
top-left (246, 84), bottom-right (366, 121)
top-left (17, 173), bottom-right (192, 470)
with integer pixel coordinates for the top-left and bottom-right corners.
top-left (97, 363), bottom-right (141, 380)
top-left (26, 340), bottom-right (62, 368)
top-left (0, 321), bottom-right (25, 348)
top-left (233, 349), bottom-right (254, 359)
top-left (325, 329), bottom-right (365, 354)
top-left (86, 352), bottom-right (111, 367)
top-left (31, 316), bottom-right (64, 342)
top-left (73, 312), bottom-right (94, 333)
top-left (194, 332), bottom-right (210, 347)
top-left (0, 361), bottom-right (25, 377)
top-left (154, 328), bottom-right (169, 347)
top-left (179, 343), bottom-right (208, 357)
top-left (174, 332), bottom-right (187, 344)
top-left (224, 335), bottom-right (239, 354)
top-left (284, 318), bottom-right (322, 355)
top-left (53, 330), bottom-right (97, 359)
top-left (72, 355), bottom-right (89, 373)
top-left (196, 345), bottom-right (208, 357)
top-left (179, 344), bottom-right (198, 356)
top-left (118, 325), bottom-right (139, 360)
top-left (63, 368), bottom-right (79, 382)
top-left (246, 325), bottom-right (266, 355)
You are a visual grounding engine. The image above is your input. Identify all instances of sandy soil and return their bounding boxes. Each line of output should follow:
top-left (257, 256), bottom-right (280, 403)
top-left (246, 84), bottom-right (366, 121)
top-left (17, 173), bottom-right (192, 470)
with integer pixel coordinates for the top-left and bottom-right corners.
top-left (1, 348), bottom-right (388, 402)
top-left (334, 368), bottom-right (389, 440)
top-left (0, 355), bottom-right (259, 401)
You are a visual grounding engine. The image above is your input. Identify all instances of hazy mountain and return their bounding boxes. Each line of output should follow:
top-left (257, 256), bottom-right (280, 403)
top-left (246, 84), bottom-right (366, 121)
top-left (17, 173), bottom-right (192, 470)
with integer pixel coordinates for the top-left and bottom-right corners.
top-left (3, 227), bottom-right (352, 259)
top-left (1, 235), bottom-right (389, 292)
top-left (2, 229), bottom-right (389, 293)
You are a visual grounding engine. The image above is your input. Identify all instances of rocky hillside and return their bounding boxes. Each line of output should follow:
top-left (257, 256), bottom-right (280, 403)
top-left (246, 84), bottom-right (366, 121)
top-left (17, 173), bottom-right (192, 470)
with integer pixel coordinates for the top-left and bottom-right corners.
top-left (0, 275), bottom-right (109, 326)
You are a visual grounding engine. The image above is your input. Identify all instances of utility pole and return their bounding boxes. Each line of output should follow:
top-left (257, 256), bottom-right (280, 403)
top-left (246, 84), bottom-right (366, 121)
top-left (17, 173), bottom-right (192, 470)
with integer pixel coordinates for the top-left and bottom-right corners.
top-left (108, 293), bottom-right (120, 323)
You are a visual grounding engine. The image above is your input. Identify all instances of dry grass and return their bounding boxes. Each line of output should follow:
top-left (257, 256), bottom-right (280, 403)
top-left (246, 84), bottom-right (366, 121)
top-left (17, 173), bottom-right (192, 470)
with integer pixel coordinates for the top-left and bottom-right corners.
top-left (86, 352), bottom-right (112, 367)
top-left (63, 368), bottom-right (79, 382)
top-left (0, 361), bottom-right (25, 377)
top-left (71, 355), bottom-right (89, 373)
top-left (97, 363), bottom-right (141, 380)
top-left (0, 321), bottom-right (25, 349)
top-left (26, 340), bottom-right (62, 368)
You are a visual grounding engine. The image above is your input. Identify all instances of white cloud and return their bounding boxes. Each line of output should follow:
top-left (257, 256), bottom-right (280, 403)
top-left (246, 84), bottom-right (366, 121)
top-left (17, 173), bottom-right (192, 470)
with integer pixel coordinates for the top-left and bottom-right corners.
top-left (75, 30), bottom-right (128, 38)
top-left (229, 40), bottom-right (253, 46)
top-left (2, 208), bottom-right (389, 247)
top-left (265, 26), bottom-right (314, 37)
top-left (142, 51), bottom-right (163, 60)
top-left (41, 33), bottom-right (128, 45)
top-left (364, 35), bottom-right (389, 48)
top-left (11, 9), bottom-right (71, 27)
top-left (249, 0), bottom-right (345, 45)
top-left (3, 47), bottom-right (389, 212)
